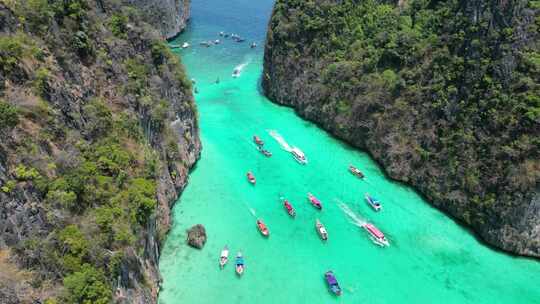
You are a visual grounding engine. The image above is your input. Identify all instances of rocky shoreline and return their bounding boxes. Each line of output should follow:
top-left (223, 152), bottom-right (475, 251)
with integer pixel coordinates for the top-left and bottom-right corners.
top-left (0, 0), bottom-right (200, 303)
top-left (262, 0), bottom-right (539, 257)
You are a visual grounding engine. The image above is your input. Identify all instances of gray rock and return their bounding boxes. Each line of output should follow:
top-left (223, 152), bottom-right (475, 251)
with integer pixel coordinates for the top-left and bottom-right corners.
top-left (186, 224), bottom-right (206, 249)
top-left (127, 0), bottom-right (190, 39)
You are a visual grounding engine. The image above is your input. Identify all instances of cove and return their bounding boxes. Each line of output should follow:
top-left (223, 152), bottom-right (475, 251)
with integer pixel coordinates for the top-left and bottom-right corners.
top-left (158, 0), bottom-right (540, 303)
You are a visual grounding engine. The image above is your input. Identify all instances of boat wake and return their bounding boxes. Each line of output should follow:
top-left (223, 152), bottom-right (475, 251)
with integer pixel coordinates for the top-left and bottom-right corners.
top-left (268, 130), bottom-right (293, 152)
top-left (336, 200), bottom-right (367, 228)
top-left (232, 60), bottom-right (250, 78)
top-left (249, 208), bottom-right (257, 218)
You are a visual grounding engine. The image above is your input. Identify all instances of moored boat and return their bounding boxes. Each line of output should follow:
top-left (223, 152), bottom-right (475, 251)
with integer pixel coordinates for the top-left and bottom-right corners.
top-left (325, 271), bottom-right (342, 296)
top-left (362, 222), bottom-right (389, 246)
top-left (349, 165), bottom-right (364, 178)
top-left (307, 193), bottom-right (322, 210)
top-left (253, 135), bottom-right (264, 146)
top-left (365, 193), bottom-right (382, 211)
top-left (316, 219), bottom-right (328, 240)
top-left (235, 252), bottom-right (244, 276)
top-left (246, 172), bottom-right (256, 185)
top-left (256, 219), bottom-right (269, 236)
top-left (261, 148), bottom-right (272, 157)
top-left (291, 147), bottom-right (307, 164)
top-left (182, 42), bottom-right (190, 48)
top-left (219, 246), bottom-right (229, 269)
top-left (282, 198), bottom-right (296, 217)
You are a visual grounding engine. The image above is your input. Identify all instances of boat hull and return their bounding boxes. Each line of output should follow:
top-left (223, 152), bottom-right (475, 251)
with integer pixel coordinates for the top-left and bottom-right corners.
top-left (257, 221), bottom-right (269, 237)
top-left (349, 166), bottom-right (364, 178)
top-left (325, 271), bottom-right (342, 296)
top-left (362, 224), bottom-right (389, 247)
top-left (365, 194), bottom-right (382, 211)
top-left (293, 155), bottom-right (307, 164)
top-left (317, 227), bottom-right (328, 240)
top-left (220, 258), bottom-right (227, 269)
top-left (236, 265), bottom-right (244, 275)
top-left (308, 194), bottom-right (322, 210)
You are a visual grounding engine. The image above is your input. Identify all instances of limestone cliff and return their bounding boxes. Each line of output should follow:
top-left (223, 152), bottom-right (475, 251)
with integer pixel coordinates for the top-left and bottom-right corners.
top-left (263, 0), bottom-right (539, 257)
top-left (0, 0), bottom-right (199, 303)
top-left (128, 0), bottom-right (190, 39)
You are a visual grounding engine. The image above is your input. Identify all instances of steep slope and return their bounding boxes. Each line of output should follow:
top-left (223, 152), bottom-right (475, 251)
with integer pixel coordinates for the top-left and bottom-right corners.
top-left (129, 0), bottom-right (190, 38)
top-left (0, 0), bottom-right (199, 303)
top-left (263, 0), bottom-right (539, 257)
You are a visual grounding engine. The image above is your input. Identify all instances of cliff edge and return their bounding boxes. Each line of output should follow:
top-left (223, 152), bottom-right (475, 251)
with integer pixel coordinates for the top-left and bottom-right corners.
top-left (0, 0), bottom-right (199, 303)
top-left (263, 0), bottom-right (539, 257)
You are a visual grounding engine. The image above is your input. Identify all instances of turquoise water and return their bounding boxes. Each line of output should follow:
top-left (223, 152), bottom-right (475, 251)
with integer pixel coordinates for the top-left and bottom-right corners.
top-left (159, 1), bottom-right (540, 303)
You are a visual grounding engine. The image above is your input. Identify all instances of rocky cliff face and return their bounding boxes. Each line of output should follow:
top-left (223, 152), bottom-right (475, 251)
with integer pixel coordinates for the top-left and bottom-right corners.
top-left (263, 0), bottom-right (539, 257)
top-left (128, 0), bottom-right (190, 39)
top-left (0, 0), bottom-right (199, 303)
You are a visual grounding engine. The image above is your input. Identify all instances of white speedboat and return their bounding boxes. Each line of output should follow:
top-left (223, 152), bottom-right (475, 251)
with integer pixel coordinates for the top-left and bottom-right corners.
top-left (232, 68), bottom-right (240, 78)
top-left (316, 219), bottom-right (328, 241)
top-left (219, 245), bottom-right (229, 269)
top-left (291, 147), bottom-right (307, 164)
top-left (182, 42), bottom-right (190, 48)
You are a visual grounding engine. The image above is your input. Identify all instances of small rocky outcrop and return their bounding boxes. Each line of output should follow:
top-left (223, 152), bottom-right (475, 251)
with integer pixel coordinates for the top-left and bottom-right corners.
top-left (186, 224), bottom-right (207, 249)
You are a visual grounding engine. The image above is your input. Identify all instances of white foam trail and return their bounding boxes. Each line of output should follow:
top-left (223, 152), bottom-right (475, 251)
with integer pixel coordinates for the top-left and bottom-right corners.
top-left (268, 130), bottom-right (292, 152)
top-left (336, 200), bottom-right (367, 227)
top-left (232, 59), bottom-right (251, 77)
top-left (249, 208), bottom-right (256, 217)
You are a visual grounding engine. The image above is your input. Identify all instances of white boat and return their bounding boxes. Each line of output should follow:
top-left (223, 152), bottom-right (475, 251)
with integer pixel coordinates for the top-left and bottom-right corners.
top-left (365, 193), bottom-right (382, 211)
top-left (232, 68), bottom-right (240, 78)
top-left (316, 219), bottom-right (328, 241)
top-left (182, 42), bottom-right (190, 48)
top-left (291, 147), bottom-right (307, 164)
top-left (219, 246), bottom-right (229, 269)
top-left (214, 39), bottom-right (220, 44)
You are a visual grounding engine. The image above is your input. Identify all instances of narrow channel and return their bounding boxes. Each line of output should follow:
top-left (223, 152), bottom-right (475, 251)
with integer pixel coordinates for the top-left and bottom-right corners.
top-left (159, 0), bottom-right (540, 303)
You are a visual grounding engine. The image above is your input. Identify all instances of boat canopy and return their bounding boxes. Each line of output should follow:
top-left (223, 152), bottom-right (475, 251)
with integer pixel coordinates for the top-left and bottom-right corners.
top-left (365, 224), bottom-right (385, 238)
top-left (326, 275), bottom-right (338, 285)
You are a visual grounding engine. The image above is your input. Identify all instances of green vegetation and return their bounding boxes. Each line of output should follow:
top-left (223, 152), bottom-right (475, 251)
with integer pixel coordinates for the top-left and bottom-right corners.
top-left (63, 264), bottom-right (110, 304)
top-left (0, 0), bottom-right (198, 301)
top-left (110, 14), bottom-right (129, 38)
top-left (14, 164), bottom-right (41, 181)
top-left (83, 99), bottom-right (113, 138)
top-left (0, 33), bottom-right (41, 74)
top-left (32, 67), bottom-right (50, 96)
top-left (0, 100), bottom-right (19, 130)
top-left (266, 0), bottom-right (539, 231)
